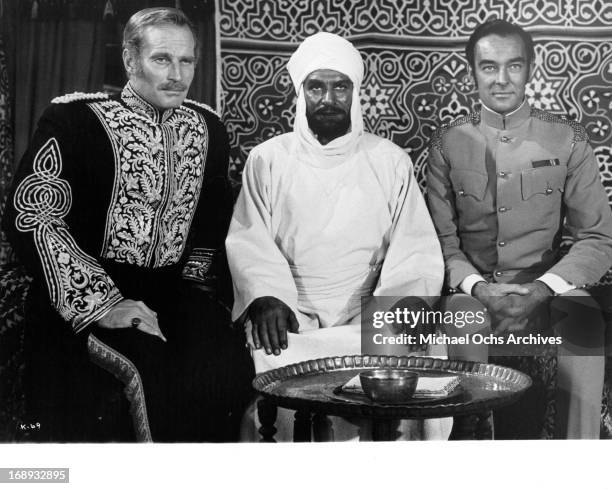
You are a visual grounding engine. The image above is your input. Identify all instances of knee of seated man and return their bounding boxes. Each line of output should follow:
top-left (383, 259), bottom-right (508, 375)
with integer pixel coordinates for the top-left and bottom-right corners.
top-left (89, 327), bottom-right (169, 377)
top-left (551, 289), bottom-right (606, 351)
top-left (589, 285), bottom-right (612, 347)
top-left (587, 284), bottom-right (612, 318)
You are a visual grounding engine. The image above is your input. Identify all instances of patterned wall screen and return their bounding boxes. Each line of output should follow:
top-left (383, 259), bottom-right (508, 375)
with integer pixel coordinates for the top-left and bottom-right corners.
top-left (218, 0), bottom-right (612, 203)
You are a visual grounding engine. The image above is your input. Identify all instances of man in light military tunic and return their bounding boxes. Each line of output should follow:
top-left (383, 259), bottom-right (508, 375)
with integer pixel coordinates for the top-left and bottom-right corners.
top-left (3, 8), bottom-right (253, 441)
top-left (427, 19), bottom-right (612, 438)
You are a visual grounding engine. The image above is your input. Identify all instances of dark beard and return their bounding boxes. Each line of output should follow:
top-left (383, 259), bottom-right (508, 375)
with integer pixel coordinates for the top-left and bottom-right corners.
top-left (306, 110), bottom-right (351, 144)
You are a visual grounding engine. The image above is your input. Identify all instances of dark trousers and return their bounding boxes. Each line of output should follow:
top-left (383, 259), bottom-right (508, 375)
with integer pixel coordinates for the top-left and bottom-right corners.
top-left (23, 284), bottom-right (254, 442)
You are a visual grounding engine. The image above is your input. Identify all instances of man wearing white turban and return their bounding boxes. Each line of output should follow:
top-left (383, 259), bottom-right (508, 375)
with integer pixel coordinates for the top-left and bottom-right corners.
top-left (227, 32), bottom-right (444, 358)
top-left (226, 32), bottom-right (451, 441)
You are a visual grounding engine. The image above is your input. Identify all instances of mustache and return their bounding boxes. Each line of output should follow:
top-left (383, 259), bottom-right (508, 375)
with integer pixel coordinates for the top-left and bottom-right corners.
top-left (314, 106), bottom-right (345, 115)
top-left (159, 82), bottom-right (188, 91)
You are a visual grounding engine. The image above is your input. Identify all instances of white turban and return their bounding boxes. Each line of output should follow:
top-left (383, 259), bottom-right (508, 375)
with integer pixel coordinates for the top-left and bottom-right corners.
top-left (287, 32), bottom-right (364, 94)
top-left (287, 32), bottom-right (365, 163)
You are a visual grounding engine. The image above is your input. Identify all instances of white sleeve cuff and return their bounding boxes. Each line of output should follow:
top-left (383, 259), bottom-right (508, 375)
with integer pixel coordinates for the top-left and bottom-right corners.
top-left (536, 273), bottom-right (576, 295)
top-left (460, 274), bottom-right (487, 295)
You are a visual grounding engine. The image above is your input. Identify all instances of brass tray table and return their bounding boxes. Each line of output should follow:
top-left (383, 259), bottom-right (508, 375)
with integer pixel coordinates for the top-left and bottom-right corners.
top-left (253, 355), bottom-right (532, 441)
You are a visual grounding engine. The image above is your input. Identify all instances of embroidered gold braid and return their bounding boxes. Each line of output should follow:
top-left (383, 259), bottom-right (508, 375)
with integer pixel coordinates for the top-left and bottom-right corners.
top-left (13, 138), bottom-right (122, 332)
top-left (89, 91), bottom-right (209, 267)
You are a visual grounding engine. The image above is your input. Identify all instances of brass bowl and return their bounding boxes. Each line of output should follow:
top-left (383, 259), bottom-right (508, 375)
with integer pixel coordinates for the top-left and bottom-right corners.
top-left (359, 369), bottom-right (419, 404)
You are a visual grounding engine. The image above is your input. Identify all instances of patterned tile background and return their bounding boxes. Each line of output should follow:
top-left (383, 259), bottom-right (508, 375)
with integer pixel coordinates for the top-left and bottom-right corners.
top-left (218, 0), bottom-right (612, 206)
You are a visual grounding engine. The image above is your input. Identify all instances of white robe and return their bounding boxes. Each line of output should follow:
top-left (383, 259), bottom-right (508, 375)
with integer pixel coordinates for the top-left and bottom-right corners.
top-left (227, 131), bottom-right (451, 441)
top-left (227, 131), bottom-right (444, 331)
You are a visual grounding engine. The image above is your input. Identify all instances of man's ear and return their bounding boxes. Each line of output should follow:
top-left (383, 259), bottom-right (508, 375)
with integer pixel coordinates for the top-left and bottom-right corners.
top-left (123, 48), bottom-right (136, 77)
top-left (467, 66), bottom-right (477, 90)
top-left (528, 61), bottom-right (535, 81)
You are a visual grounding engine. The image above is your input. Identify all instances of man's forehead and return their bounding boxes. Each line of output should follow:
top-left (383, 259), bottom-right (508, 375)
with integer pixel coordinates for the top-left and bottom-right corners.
top-left (141, 24), bottom-right (195, 53)
top-left (475, 34), bottom-right (526, 62)
top-left (304, 69), bottom-right (352, 83)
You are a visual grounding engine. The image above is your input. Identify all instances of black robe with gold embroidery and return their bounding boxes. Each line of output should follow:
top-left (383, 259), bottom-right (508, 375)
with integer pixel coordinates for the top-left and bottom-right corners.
top-left (4, 83), bottom-right (253, 442)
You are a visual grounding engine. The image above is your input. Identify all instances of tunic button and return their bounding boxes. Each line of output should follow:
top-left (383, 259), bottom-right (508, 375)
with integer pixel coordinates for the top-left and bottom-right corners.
top-left (498, 241), bottom-right (506, 247)
top-left (499, 206), bottom-right (507, 212)
top-left (545, 188), bottom-right (553, 194)
top-left (494, 271), bottom-right (503, 277)
top-left (498, 171), bottom-right (506, 177)
top-left (459, 190), bottom-right (465, 196)
top-left (500, 136), bottom-right (512, 143)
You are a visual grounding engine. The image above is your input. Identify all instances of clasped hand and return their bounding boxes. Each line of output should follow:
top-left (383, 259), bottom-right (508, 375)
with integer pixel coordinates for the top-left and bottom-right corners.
top-left (96, 299), bottom-right (167, 342)
top-left (473, 281), bottom-right (553, 334)
top-left (249, 296), bottom-right (299, 356)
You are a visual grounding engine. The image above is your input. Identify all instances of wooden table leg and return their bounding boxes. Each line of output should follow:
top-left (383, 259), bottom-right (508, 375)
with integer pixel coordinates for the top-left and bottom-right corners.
top-left (449, 411), bottom-right (493, 440)
top-left (257, 398), bottom-right (277, 442)
top-left (476, 410), bottom-right (493, 440)
top-left (449, 414), bottom-right (478, 440)
top-left (372, 419), bottom-right (401, 441)
top-left (312, 413), bottom-right (334, 442)
top-left (293, 410), bottom-right (312, 442)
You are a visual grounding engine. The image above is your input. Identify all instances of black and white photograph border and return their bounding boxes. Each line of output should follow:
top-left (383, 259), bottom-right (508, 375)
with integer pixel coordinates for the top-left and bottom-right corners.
top-left (1, 0), bottom-right (611, 487)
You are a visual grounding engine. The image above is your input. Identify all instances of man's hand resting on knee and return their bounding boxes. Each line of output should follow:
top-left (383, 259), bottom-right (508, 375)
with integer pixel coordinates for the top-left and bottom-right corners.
top-left (96, 299), bottom-right (166, 342)
top-left (249, 296), bottom-right (299, 356)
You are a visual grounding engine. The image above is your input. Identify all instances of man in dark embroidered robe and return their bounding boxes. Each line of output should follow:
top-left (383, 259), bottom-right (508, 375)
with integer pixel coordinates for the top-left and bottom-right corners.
top-left (3, 7), bottom-right (253, 442)
top-left (427, 19), bottom-right (612, 438)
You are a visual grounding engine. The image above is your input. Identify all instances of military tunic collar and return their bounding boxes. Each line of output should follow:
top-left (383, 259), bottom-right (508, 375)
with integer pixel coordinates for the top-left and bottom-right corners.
top-left (481, 99), bottom-right (530, 130)
top-left (121, 82), bottom-right (175, 124)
